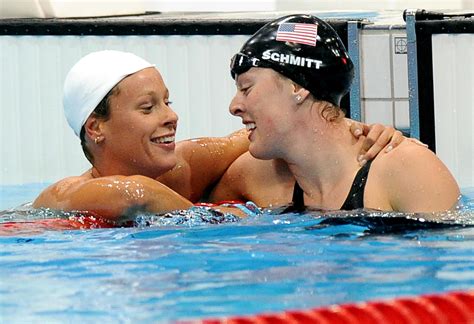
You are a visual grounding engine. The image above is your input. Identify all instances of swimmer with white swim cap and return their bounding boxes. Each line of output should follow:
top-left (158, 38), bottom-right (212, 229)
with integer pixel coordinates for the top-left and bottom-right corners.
top-left (34, 50), bottom-right (249, 220)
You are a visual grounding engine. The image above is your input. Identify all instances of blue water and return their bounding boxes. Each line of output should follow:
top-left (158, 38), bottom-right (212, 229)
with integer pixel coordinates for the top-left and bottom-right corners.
top-left (0, 184), bottom-right (473, 323)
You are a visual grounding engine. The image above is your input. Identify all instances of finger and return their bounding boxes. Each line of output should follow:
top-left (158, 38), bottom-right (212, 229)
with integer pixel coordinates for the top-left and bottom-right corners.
top-left (364, 133), bottom-right (390, 162)
top-left (359, 127), bottom-right (396, 165)
top-left (348, 119), bottom-right (367, 137)
top-left (360, 124), bottom-right (386, 153)
top-left (384, 129), bottom-right (405, 152)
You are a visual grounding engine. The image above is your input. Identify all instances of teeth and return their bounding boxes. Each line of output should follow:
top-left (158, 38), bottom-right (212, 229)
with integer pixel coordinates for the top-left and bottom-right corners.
top-left (246, 123), bottom-right (256, 131)
top-left (153, 135), bottom-right (175, 144)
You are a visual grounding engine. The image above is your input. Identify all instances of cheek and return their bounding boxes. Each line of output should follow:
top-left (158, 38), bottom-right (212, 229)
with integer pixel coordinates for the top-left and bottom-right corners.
top-left (261, 116), bottom-right (277, 130)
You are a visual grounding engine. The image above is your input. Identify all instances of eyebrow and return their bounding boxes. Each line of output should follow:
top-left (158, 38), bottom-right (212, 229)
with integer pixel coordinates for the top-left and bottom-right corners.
top-left (140, 88), bottom-right (169, 98)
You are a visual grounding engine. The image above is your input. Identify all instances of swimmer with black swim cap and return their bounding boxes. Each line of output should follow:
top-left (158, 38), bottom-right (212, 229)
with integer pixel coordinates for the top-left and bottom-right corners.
top-left (231, 14), bottom-right (353, 108)
top-left (224, 14), bottom-right (459, 213)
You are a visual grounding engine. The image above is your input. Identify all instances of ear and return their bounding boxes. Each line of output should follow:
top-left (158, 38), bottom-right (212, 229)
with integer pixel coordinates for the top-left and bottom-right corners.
top-left (291, 83), bottom-right (311, 104)
top-left (84, 115), bottom-right (104, 141)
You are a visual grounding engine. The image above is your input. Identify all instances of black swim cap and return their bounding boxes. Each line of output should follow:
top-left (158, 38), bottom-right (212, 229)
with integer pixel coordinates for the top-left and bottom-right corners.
top-left (230, 14), bottom-right (354, 107)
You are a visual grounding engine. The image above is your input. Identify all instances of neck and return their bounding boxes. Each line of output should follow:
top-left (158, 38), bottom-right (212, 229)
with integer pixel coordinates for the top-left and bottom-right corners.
top-left (90, 167), bottom-right (101, 178)
top-left (286, 117), bottom-right (364, 206)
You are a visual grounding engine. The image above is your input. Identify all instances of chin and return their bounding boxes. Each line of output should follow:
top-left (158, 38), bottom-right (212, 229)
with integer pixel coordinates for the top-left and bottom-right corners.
top-left (159, 157), bottom-right (178, 173)
top-left (248, 145), bottom-right (274, 161)
top-left (143, 157), bottom-right (177, 179)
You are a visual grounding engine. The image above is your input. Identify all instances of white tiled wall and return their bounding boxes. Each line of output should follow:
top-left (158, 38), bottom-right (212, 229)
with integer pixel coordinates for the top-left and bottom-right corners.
top-left (364, 101), bottom-right (394, 125)
top-left (394, 101), bottom-right (410, 130)
top-left (360, 29), bottom-right (409, 130)
top-left (392, 35), bottom-right (409, 98)
top-left (361, 32), bottom-right (392, 99)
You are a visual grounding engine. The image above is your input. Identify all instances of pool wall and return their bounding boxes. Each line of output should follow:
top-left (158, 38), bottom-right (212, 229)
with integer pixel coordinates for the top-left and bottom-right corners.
top-left (0, 11), bottom-right (472, 187)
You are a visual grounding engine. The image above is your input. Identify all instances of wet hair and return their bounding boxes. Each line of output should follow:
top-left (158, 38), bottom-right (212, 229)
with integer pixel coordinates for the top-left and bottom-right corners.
top-left (79, 86), bottom-right (119, 164)
top-left (320, 101), bottom-right (344, 122)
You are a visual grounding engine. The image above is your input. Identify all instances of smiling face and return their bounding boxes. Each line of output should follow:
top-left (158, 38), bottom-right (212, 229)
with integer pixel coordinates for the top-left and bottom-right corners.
top-left (98, 67), bottom-right (178, 178)
top-left (229, 68), bottom-right (299, 160)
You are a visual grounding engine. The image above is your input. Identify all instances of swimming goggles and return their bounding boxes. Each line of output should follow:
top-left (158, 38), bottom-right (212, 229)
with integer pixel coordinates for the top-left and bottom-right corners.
top-left (230, 53), bottom-right (272, 78)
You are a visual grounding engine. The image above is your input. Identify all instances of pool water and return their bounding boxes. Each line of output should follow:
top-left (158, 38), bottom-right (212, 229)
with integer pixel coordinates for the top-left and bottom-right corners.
top-left (0, 184), bottom-right (473, 322)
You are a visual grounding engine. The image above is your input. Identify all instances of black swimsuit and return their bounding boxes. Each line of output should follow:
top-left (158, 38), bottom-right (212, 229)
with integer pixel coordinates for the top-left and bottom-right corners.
top-left (290, 160), bottom-right (374, 211)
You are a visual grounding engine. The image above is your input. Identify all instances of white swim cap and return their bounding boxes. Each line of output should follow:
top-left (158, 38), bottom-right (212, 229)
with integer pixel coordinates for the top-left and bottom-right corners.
top-left (63, 50), bottom-right (154, 137)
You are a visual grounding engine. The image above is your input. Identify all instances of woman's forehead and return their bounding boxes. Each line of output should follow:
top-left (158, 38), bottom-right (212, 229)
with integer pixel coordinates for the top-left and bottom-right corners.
top-left (118, 68), bottom-right (167, 91)
top-left (236, 67), bottom-right (276, 83)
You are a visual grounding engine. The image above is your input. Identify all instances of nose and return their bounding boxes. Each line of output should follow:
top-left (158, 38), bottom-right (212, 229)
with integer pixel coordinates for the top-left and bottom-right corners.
top-left (163, 105), bottom-right (179, 128)
top-left (229, 95), bottom-right (245, 117)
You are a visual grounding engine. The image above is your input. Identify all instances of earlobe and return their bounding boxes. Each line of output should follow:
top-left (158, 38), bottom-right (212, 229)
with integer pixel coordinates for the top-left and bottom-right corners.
top-left (291, 82), bottom-right (310, 103)
top-left (294, 88), bottom-right (310, 104)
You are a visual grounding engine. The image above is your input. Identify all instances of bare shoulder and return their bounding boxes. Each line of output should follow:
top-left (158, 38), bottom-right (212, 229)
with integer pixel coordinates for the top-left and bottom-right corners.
top-left (370, 141), bottom-right (460, 212)
top-left (373, 140), bottom-right (451, 176)
top-left (33, 175), bottom-right (89, 208)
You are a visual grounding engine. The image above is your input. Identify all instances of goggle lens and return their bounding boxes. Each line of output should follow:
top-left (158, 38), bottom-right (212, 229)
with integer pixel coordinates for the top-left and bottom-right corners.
top-left (230, 53), bottom-right (260, 78)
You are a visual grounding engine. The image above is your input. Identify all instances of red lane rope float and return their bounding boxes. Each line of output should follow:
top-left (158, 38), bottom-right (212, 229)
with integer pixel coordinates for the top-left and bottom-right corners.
top-left (0, 213), bottom-right (115, 236)
top-left (201, 290), bottom-right (474, 324)
top-left (1, 200), bottom-right (248, 236)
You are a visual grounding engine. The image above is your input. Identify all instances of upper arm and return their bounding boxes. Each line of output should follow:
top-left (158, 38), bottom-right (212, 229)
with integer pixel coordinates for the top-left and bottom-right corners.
top-left (33, 177), bottom-right (82, 210)
top-left (210, 154), bottom-right (295, 207)
top-left (380, 143), bottom-right (460, 212)
top-left (209, 155), bottom-right (248, 203)
top-left (33, 175), bottom-right (193, 220)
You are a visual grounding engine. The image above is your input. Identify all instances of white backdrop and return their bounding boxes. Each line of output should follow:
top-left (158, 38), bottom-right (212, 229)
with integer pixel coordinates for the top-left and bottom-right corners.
top-left (432, 34), bottom-right (474, 189)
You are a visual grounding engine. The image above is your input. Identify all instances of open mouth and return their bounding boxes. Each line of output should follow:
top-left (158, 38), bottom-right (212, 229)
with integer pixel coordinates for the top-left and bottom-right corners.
top-left (245, 122), bottom-right (256, 131)
top-left (151, 135), bottom-right (175, 144)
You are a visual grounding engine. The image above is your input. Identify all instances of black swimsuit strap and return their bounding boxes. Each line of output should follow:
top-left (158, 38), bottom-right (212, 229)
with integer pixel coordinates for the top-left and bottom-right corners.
top-left (340, 159), bottom-right (373, 210)
top-left (290, 159), bottom-right (374, 211)
top-left (290, 179), bottom-right (306, 212)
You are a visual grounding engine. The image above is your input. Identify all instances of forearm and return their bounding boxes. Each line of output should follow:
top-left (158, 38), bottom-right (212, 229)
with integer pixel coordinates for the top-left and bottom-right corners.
top-left (187, 128), bottom-right (249, 175)
top-left (162, 128), bottom-right (250, 202)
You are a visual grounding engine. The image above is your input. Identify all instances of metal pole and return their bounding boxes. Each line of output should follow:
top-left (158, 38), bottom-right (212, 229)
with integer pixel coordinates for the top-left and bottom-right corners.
top-left (405, 9), bottom-right (421, 139)
top-left (347, 21), bottom-right (361, 121)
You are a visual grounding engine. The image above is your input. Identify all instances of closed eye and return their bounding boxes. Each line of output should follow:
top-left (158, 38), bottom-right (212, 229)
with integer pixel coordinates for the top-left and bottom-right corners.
top-left (140, 104), bottom-right (154, 113)
top-left (240, 86), bottom-right (251, 95)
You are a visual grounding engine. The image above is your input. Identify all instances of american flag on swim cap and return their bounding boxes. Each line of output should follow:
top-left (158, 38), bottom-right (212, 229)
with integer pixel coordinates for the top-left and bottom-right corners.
top-left (276, 23), bottom-right (318, 46)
